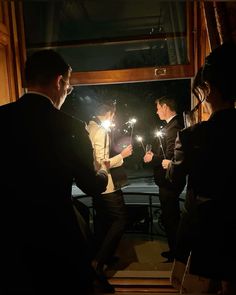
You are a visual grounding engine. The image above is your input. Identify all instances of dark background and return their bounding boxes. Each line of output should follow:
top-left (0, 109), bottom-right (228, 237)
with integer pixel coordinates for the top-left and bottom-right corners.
top-left (62, 79), bottom-right (191, 178)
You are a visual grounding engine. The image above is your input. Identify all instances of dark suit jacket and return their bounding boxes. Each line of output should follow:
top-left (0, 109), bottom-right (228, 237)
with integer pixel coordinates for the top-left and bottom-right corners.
top-left (166, 108), bottom-right (236, 279)
top-left (167, 108), bottom-right (236, 207)
top-left (0, 93), bottom-right (107, 292)
top-left (151, 114), bottom-right (185, 191)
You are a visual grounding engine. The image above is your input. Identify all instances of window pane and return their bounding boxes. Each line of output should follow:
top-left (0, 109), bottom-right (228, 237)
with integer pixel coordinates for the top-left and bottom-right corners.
top-left (61, 79), bottom-right (191, 178)
top-left (24, 0), bottom-right (189, 70)
top-left (51, 38), bottom-right (187, 71)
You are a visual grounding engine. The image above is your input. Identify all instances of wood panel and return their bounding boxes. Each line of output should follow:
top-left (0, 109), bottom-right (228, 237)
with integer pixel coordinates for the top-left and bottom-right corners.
top-left (0, 2), bottom-right (14, 106)
top-left (0, 1), bottom-right (25, 106)
top-left (71, 64), bottom-right (193, 86)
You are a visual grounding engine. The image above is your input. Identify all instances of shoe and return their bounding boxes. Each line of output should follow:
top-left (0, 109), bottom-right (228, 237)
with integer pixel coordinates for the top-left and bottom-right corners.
top-left (163, 257), bottom-right (174, 263)
top-left (161, 251), bottom-right (174, 260)
top-left (94, 270), bottom-right (115, 294)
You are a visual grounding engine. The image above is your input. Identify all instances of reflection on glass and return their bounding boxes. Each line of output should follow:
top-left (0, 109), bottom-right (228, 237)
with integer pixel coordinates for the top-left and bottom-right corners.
top-left (24, 0), bottom-right (189, 71)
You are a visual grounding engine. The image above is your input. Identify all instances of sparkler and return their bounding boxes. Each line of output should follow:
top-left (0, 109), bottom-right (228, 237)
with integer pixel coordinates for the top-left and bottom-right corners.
top-left (101, 120), bottom-right (112, 131)
top-left (145, 144), bottom-right (152, 153)
top-left (126, 117), bottom-right (137, 144)
top-left (155, 129), bottom-right (166, 158)
top-left (136, 135), bottom-right (145, 152)
top-left (100, 119), bottom-right (115, 159)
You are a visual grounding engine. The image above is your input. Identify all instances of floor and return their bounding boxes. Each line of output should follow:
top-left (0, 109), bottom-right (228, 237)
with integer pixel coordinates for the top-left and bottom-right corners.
top-left (104, 233), bottom-right (175, 294)
top-left (106, 233), bottom-right (173, 274)
top-left (73, 176), bottom-right (180, 293)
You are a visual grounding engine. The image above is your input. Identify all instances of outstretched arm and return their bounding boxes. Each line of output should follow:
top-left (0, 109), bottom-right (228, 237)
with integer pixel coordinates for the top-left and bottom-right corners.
top-left (71, 122), bottom-right (108, 196)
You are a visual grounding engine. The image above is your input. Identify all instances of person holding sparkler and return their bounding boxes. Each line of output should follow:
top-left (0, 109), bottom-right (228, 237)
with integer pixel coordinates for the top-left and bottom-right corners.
top-left (143, 95), bottom-right (185, 262)
top-left (87, 100), bottom-right (132, 293)
top-left (164, 41), bottom-right (236, 295)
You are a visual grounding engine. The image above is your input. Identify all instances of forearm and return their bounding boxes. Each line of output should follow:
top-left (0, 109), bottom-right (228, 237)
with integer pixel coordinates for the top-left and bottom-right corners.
top-left (109, 154), bottom-right (123, 168)
top-left (75, 168), bottom-right (108, 196)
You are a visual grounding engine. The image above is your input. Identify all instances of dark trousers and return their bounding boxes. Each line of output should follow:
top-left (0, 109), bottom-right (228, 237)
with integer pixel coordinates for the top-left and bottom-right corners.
top-left (159, 186), bottom-right (181, 254)
top-left (92, 190), bottom-right (127, 268)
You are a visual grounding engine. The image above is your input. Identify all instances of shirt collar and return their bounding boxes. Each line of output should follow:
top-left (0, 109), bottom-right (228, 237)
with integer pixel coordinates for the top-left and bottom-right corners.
top-left (26, 91), bottom-right (54, 106)
top-left (166, 114), bottom-right (177, 124)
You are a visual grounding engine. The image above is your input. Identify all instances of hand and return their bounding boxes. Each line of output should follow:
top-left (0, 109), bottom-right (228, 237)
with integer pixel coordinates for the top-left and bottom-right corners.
top-left (121, 144), bottom-right (133, 159)
top-left (162, 159), bottom-right (171, 169)
top-left (103, 160), bottom-right (110, 169)
top-left (143, 151), bottom-right (153, 163)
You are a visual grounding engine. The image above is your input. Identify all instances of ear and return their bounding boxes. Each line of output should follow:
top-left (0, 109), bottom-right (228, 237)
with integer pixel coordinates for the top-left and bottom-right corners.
top-left (163, 103), bottom-right (168, 110)
top-left (56, 75), bottom-right (63, 90)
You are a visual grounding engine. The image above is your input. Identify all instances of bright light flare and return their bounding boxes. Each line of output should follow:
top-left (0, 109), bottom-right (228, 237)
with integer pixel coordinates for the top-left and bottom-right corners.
top-left (136, 135), bottom-right (145, 152)
top-left (101, 120), bottom-right (112, 131)
top-left (126, 117), bottom-right (137, 127)
top-left (155, 130), bottom-right (164, 138)
top-left (125, 117), bottom-right (137, 144)
top-left (129, 118), bottom-right (137, 125)
top-left (136, 135), bottom-right (143, 142)
top-left (154, 129), bottom-right (166, 158)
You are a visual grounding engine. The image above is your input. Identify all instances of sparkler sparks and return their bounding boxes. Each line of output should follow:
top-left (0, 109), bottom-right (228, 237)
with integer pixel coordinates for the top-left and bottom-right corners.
top-left (126, 117), bottom-right (137, 144)
top-left (155, 130), bottom-right (164, 138)
top-left (155, 129), bottom-right (166, 158)
top-left (136, 135), bottom-right (145, 152)
top-left (101, 120), bottom-right (115, 131)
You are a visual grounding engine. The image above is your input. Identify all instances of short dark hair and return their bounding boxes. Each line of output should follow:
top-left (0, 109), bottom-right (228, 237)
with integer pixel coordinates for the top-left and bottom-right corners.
top-left (94, 100), bottom-right (116, 116)
top-left (25, 49), bottom-right (71, 86)
top-left (155, 96), bottom-right (177, 112)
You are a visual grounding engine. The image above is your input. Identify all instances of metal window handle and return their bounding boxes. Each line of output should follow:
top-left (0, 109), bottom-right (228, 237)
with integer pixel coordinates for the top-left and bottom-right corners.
top-left (154, 67), bottom-right (166, 76)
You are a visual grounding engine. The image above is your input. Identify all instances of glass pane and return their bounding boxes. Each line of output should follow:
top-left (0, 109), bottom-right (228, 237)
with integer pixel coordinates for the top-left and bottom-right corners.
top-left (61, 79), bottom-right (191, 178)
top-left (52, 38), bottom-right (187, 71)
top-left (23, 0), bottom-right (188, 70)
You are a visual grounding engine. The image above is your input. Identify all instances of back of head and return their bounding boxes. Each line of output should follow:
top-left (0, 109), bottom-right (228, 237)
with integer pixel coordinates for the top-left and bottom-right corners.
top-left (25, 49), bottom-right (70, 87)
top-left (94, 100), bottom-right (116, 116)
top-left (202, 41), bottom-right (236, 101)
top-left (156, 96), bottom-right (178, 112)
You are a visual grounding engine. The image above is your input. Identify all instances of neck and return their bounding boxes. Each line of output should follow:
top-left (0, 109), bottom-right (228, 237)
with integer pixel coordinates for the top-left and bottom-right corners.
top-left (27, 86), bottom-right (58, 109)
top-left (166, 111), bottom-right (176, 121)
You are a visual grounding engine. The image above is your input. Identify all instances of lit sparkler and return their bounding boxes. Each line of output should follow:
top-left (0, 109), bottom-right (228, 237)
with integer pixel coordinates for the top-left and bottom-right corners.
top-left (100, 120), bottom-right (115, 159)
top-left (155, 129), bottom-right (166, 158)
top-left (101, 120), bottom-right (112, 131)
top-left (126, 117), bottom-right (137, 144)
top-left (136, 135), bottom-right (145, 152)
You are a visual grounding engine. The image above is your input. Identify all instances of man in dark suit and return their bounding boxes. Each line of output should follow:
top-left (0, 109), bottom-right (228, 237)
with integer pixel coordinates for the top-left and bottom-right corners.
top-left (144, 96), bottom-right (185, 262)
top-left (0, 50), bottom-right (108, 294)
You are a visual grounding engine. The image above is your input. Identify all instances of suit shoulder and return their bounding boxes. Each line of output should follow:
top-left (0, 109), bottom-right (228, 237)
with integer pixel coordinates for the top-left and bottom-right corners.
top-left (57, 111), bottom-right (88, 135)
top-left (0, 101), bottom-right (16, 113)
top-left (179, 121), bottom-right (208, 141)
top-left (59, 111), bottom-right (84, 126)
top-left (167, 114), bottom-right (184, 129)
top-left (0, 101), bottom-right (18, 123)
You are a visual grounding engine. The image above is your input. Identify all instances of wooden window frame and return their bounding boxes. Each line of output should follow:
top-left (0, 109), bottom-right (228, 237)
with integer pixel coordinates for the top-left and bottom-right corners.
top-left (70, 1), bottom-right (195, 86)
top-left (25, 1), bottom-right (195, 86)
